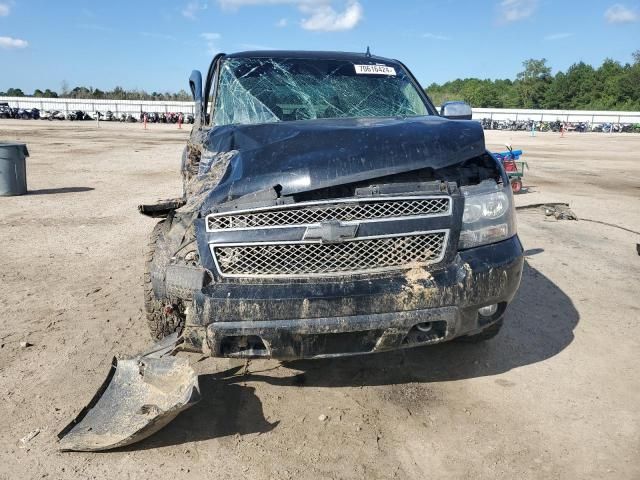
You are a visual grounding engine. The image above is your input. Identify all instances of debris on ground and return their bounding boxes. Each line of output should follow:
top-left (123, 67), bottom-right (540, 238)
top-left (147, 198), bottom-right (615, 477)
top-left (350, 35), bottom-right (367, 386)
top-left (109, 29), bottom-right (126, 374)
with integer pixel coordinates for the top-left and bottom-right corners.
top-left (19, 341), bottom-right (33, 348)
top-left (19, 429), bottom-right (40, 448)
top-left (57, 336), bottom-right (201, 452)
top-left (543, 204), bottom-right (578, 220)
top-left (516, 202), bottom-right (577, 220)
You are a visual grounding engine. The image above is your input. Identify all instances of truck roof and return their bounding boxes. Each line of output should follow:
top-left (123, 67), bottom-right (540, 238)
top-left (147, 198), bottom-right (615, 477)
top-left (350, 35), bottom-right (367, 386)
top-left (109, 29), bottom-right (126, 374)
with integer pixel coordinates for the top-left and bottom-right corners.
top-left (225, 50), bottom-right (401, 65)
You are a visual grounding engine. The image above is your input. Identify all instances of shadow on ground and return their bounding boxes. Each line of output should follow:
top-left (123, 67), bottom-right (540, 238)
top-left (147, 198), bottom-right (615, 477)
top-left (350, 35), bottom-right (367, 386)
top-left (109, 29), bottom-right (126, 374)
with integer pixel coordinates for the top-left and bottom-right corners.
top-left (268, 260), bottom-right (577, 387)
top-left (132, 260), bottom-right (577, 448)
top-left (122, 365), bottom-right (279, 451)
top-left (28, 187), bottom-right (94, 195)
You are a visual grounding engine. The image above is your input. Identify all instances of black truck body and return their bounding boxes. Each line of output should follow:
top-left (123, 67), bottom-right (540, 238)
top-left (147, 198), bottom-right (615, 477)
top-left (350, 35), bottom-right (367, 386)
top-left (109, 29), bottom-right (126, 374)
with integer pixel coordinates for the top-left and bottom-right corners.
top-left (143, 50), bottom-right (524, 360)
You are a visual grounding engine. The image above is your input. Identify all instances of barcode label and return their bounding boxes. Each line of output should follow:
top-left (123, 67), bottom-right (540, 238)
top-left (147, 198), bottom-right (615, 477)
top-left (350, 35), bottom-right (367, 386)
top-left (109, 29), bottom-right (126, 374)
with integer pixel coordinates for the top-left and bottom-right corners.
top-left (354, 64), bottom-right (397, 76)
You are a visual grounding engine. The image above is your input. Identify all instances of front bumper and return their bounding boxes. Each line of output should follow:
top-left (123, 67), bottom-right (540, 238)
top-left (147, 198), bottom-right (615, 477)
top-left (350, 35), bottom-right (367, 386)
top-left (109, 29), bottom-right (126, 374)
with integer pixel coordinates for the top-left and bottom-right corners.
top-left (183, 235), bottom-right (523, 359)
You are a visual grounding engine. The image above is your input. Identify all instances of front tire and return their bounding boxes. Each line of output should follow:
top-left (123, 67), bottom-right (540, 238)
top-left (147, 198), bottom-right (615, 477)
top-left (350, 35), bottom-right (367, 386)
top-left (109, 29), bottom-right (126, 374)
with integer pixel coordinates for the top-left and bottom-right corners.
top-left (144, 221), bottom-right (184, 340)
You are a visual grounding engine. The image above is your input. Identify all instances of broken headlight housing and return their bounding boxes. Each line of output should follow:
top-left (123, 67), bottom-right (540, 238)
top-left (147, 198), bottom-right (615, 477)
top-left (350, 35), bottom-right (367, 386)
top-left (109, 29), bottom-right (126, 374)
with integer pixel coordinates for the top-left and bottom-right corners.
top-left (458, 180), bottom-right (516, 249)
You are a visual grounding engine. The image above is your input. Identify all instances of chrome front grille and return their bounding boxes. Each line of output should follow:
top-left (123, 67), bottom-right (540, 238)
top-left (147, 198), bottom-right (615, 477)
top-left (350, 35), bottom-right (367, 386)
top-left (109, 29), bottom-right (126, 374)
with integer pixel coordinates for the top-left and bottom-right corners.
top-left (207, 196), bottom-right (451, 231)
top-left (212, 231), bottom-right (448, 277)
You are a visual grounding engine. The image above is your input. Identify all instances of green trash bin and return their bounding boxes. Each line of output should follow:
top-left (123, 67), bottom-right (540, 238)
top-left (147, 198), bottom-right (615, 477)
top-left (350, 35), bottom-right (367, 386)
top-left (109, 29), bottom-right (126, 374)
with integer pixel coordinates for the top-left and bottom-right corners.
top-left (0, 142), bottom-right (29, 196)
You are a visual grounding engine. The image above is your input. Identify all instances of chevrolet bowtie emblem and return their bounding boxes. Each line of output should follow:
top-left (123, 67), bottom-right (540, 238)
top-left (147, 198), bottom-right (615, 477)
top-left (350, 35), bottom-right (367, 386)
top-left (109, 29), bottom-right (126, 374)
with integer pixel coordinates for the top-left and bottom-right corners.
top-left (303, 220), bottom-right (359, 243)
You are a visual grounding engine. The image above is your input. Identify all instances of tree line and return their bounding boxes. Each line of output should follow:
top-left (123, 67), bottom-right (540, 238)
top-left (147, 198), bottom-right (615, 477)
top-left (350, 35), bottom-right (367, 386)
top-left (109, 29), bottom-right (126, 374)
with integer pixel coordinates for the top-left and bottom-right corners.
top-left (426, 51), bottom-right (640, 111)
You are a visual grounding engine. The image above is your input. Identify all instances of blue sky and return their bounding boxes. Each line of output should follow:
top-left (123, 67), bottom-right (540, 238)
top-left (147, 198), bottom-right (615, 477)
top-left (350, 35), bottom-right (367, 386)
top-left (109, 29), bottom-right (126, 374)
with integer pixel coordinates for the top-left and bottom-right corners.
top-left (0, 0), bottom-right (639, 94)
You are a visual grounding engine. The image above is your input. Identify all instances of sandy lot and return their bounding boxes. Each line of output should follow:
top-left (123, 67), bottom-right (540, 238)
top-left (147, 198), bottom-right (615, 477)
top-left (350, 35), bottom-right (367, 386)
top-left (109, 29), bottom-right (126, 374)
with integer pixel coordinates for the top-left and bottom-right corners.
top-left (0, 120), bottom-right (638, 479)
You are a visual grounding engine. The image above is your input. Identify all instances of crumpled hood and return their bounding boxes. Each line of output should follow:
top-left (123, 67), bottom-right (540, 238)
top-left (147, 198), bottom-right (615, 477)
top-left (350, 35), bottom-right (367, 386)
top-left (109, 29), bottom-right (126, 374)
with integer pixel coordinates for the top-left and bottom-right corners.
top-left (199, 115), bottom-right (485, 210)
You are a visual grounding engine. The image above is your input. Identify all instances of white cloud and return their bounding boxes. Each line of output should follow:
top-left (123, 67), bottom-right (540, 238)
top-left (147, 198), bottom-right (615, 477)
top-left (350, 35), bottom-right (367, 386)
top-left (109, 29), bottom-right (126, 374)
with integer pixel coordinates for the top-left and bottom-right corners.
top-left (422, 32), bottom-right (450, 41)
top-left (498, 0), bottom-right (537, 23)
top-left (544, 32), bottom-right (573, 40)
top-left (217, 0), bottom-right (363, 31)
top-left (201, 32), bottom-right (222, 54)
top-left (276, 17), bottom-right (288, 27)
top-left (300, 1), bottom-right (363, 31)
top-left (201, 32), bottom-right (221, 40)
top-left (605, 4), bottom-right (638, 23)
top-left (0, 3), bottom-right (10, 17)
top-left (183, 0), bottom-right (207, 19)
top-left (219, 0), bottom-right (310, 8)
top-left (0, 36), bottom-right (28, 49)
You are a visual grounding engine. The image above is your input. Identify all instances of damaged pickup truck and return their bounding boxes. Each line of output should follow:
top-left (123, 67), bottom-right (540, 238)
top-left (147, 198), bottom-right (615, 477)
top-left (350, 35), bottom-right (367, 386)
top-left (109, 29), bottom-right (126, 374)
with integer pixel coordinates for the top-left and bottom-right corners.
top-left (58, 50), bottom-right (523, 451)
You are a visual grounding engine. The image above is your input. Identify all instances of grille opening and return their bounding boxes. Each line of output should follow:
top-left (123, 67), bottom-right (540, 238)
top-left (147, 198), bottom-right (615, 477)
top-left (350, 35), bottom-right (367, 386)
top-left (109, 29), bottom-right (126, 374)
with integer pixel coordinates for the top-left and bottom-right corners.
top-left (292, 156), bottom-right (501, 203)
top-left (213, 231), bottom-right (447, 277)
top-left (220, 335), bottom-right (268, 357)
top-left (297, 330), bottom-right (384, 356)
top-left (292, 168), bottom-right (440, 202)
top-left (207, 196), bottom-right (450, 231)
top-left (402, 321), bottom-right (447, 346)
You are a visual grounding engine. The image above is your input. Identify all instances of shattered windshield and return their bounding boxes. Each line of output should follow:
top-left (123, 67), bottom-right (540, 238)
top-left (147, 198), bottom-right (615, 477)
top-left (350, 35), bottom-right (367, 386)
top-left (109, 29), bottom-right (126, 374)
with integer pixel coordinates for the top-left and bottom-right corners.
top-left (212, 57), bottom-right (431, 126)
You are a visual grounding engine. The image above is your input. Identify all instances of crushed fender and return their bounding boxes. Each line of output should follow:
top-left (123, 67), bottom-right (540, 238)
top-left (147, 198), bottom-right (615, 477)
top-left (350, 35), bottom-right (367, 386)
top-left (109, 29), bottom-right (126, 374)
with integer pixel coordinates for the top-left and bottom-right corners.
top-left (138, 199), bottom-right (187, 218)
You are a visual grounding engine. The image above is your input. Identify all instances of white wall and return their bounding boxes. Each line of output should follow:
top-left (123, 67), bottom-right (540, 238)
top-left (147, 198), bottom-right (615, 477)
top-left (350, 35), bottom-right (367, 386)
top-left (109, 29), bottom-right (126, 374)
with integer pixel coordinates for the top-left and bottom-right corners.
top-left (2, 96), bottom-right (639, 123)
top-left (471, 107), bottom-right (640, 123)
top-left (0, 96), bottom-right (195, 115)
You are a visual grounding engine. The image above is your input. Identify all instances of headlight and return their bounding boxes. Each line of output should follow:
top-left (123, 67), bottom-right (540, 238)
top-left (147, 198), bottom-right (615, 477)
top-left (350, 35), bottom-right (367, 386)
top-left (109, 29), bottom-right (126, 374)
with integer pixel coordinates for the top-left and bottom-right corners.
top-left (459, 180), bottom-right (516, 249)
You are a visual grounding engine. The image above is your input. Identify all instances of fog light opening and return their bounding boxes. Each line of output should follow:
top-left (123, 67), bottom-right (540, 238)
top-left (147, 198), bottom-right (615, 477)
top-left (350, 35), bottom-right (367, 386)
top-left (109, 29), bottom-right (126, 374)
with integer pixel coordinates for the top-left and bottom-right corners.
top-left (220, 335), bottom-right (268, 357)
top-left (478, 304), bottom-right (498, 317)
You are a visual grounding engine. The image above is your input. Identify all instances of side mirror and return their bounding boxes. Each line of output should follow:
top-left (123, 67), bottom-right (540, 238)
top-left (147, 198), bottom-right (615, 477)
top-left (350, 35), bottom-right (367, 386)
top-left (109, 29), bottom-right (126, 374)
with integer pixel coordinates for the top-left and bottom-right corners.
top-left (440, 101), bottom-right (472, 120)
top-left (189, 70), bottom-right (203, 123)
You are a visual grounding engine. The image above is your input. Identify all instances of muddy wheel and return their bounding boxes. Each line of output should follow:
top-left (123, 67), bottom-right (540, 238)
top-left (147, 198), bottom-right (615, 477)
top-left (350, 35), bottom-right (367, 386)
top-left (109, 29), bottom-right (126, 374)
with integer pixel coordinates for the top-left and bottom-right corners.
top-left (144, 221), bottom-right (184, 340)
top-left (456, 319), bottom-right (504, 343)
top-left (511, 179), bottom-right (523, 194)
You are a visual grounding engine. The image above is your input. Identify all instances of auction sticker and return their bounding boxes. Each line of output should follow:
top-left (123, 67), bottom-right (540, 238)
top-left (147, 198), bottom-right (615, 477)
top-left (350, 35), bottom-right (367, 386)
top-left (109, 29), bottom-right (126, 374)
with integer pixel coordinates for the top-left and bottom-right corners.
top-left (354, 64), bottom-right (397, 76)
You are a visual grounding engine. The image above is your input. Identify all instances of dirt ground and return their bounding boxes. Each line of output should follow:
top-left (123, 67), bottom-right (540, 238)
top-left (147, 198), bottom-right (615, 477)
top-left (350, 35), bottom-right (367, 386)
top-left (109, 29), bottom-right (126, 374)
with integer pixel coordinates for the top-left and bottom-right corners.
top-left (0, 120), bottom-right (638, 480)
